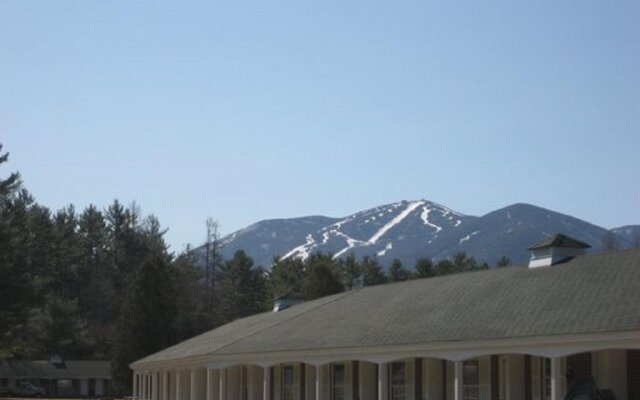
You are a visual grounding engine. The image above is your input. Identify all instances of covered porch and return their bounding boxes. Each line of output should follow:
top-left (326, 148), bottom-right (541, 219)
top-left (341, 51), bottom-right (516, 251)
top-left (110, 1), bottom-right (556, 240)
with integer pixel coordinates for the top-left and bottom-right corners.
top-left (133, 344), bottom-right (640, 400)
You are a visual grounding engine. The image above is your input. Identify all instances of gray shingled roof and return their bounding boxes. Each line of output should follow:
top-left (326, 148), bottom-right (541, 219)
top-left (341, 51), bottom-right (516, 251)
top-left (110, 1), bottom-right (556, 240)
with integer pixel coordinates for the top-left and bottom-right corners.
top-left (0, 360), bottom-right (110, 379)
top-left (528, 234), bottom-right (591, 250)
top-left (134, 249), bottom-right (640, 366)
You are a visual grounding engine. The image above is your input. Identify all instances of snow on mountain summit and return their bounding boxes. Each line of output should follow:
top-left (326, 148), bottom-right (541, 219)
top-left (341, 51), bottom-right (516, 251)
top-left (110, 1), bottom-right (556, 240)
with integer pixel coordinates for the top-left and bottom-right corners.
top-left (218, 200), bottom-right (471, 266)
top-left (212, 200), bottom-right (635, 268)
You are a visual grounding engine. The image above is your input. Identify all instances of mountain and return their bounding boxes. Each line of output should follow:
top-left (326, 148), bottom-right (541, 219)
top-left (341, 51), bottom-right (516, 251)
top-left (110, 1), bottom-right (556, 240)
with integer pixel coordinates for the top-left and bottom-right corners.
top-left (611, 225), bottom-right (640, 248)
top-left (210, 200), bottom-right (638, 268)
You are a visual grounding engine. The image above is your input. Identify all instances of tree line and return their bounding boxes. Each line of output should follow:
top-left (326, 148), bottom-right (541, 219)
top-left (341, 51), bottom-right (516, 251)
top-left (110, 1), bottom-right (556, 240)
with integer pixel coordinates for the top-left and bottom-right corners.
top-left (0, 144), bottom-right (513, 395)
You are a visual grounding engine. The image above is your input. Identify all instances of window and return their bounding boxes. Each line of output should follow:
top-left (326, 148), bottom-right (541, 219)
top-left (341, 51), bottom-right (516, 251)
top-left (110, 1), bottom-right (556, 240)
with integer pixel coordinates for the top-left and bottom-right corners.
top-left (332, 364), bottom-right (345, 400)
top-left (542, 359), bottom-right (551, 400)
top-left (390, 362), bottom-right (406, 400)
top-left (462, 360), bottom-right (479, 400)
top-left (282, 365), bottom-right (294, 400)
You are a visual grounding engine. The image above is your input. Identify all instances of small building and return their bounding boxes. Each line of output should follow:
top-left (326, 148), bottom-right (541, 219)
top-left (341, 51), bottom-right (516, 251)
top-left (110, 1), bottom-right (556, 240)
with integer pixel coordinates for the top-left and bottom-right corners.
top-left (0, 359), bottom-right (111, 397)
top-left (131, 235), bottom-right (640, 400)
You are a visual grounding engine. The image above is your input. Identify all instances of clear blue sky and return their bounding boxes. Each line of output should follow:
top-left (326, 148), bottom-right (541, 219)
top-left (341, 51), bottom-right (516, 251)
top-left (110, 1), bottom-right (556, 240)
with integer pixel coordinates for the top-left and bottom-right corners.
top-left (1, 1), bottom-right (638, 251)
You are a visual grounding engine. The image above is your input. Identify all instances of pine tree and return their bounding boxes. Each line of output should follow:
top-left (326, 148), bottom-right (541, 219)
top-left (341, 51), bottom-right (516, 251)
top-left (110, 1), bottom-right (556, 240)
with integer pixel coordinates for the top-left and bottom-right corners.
top-left (495, 256), bottom-right (511, 268)
top-left (451, 252), bottom-right (478, 272)
top-left (388, 259), bottom-right (409, 282)
top-left (78, 205), bottom-right (116, 358)
top-left (341, 252), bottom-right (361, 289)
top-left (203, 219), bottom-right (222, 318)
top-left (0, 146), bottom-right (31, 358)
top-left (24, 296), bottom-right (92, 358)
top-left (172, 246), bottom-right (208, 340)
top-left (269, 256), bottom-right (306, 298)
top-left (414, 258), bottom-right (434, 278)
top-left (111, 254), bottom-right (176, 396)
top-left (433, 259), bottom-right (454, 276)
top-left (301, 253), bottom-right (343, 300)
top-left (361, 256), bottom-right (387, 286)
top-left (48, 206), bottom-right (81, 299)
top-left (216, 251), bottom-right (268, 324)
top-left (0, 144), bottom-right (20, 196)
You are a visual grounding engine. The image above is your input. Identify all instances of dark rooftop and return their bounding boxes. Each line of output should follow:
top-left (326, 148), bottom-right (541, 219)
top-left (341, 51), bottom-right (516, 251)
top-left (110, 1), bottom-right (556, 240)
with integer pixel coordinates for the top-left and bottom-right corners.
top-left (528, 234), bottom-right (592, 250)
top-left (0, 360), bottom-right (110, 379)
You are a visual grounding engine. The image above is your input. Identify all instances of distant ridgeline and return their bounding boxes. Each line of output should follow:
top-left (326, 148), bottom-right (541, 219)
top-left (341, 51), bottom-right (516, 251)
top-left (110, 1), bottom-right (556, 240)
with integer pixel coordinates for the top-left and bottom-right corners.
top-left (199, 200), bottom-right (639, 268)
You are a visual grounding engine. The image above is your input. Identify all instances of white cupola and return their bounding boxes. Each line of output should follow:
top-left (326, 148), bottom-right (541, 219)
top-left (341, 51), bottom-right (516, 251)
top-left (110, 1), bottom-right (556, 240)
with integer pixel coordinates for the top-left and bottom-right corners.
top-left (528, 234), bottom-right (591, 268)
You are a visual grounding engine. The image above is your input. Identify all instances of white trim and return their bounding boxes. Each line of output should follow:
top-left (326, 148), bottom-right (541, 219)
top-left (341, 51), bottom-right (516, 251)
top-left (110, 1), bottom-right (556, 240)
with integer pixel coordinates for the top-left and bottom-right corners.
top-left (131, 331), bottom-right (640, 371)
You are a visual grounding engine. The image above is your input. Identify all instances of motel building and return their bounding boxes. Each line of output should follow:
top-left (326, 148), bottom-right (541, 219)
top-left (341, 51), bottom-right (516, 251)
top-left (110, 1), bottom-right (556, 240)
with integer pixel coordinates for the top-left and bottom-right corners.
top-left (131, 235), bottom-right (640, 400)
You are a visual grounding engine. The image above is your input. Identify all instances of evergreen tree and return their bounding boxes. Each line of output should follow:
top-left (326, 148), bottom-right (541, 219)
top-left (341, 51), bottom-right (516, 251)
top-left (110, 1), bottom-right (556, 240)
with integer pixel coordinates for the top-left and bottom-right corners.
top-left (388, 259), bottom-right (409, 282)
top-left (0, 147), bottom-right (31, 358)
top-left (433, 259), bottom-right (454, 276)
top-left (203, 218), bottom-right (222, 318)
top-left (106, 201), bottom-right (148, 291)
top-left (48, 206), bottom-right (82, 300)
top-left (23, 296), bottom-right (92, 358)
top-left (172, 247), bottom-right (209, 340)
top-left (414, 258), bottom-right (434, 278)
top-left (477, 262), bottom-right (491, 270)
top-left (0, 144), bottom-right (20, 196)
top-left (216, 251), bottom-right (268, 324)
top-left (341, 252), bottom-right (361, 289)
top-left (361, 256), bottom-right (387, 286)
top-left (269, 256), bottom-right (306, 298)
top-left (77, 206), bottom-right (116, 358)
top-left (301, 254), bottom-right (343, 300)
top-left (495, 256), bottom-right (511, 268)
top-left (111, 254), bottom-right (176, 396)
top-left (451, 252), bottom-right (478, 272)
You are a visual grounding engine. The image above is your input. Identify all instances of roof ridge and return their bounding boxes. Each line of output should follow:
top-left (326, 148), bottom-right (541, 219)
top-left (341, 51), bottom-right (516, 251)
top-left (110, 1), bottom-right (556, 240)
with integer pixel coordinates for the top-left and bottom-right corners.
top-left (211, 290), bottom-right (357, 356)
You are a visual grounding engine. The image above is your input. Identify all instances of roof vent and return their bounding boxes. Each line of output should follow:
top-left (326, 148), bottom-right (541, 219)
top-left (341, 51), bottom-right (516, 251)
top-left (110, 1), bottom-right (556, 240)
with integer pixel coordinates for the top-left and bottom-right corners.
top-left (273, 292), bottom-right (303, 312)
top-left (528, 234), bottom-right (590, 268)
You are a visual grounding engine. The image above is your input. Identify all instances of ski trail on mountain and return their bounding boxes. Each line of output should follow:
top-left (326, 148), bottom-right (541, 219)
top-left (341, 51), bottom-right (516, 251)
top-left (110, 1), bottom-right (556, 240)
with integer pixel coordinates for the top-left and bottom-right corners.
top-left (368, 200), bottom-right (425, 244)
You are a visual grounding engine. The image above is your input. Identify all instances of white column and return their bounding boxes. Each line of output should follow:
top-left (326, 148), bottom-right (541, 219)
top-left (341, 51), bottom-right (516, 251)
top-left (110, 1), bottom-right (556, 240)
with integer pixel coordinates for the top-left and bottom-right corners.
top-left (206, 368), bottom-right (213, 400)
top-left (154, 372), bottom-right (159, 400)
top-left (176, 370), bottom-right (182, 400)
top-left (263, 366), bottom-right (271, 400)
top-left (133, 373), bottom-right (138, 398)
top-left (163, 371), bottom-right (169, 400)
top-left (377, 363), bottom-right (387, 400)
top-left (551, 357), bottom-right (562, 400)
top-left (454, 361), bottom-right (463, 400)
top-left (219, 368), bottom-right (226, 400)
top-left (142, 373), bottom-right (147, 400)
top-left (191, 369), bottom-right (197, 400)
top-left (316, 365), bottom-right (324, 400)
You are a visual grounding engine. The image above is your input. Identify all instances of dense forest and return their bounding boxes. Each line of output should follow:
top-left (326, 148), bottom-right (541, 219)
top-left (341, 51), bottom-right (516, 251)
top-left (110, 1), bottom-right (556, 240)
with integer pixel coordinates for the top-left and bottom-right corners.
top-left (0, 144), bottom-right (509, 395)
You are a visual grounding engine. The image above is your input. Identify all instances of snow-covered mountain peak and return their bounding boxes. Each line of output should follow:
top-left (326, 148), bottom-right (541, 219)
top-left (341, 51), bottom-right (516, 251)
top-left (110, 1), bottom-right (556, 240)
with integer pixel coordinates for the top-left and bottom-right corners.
top-left (253, 199), bottom-right (469, 263)
top-left (210, 200), bottom-right (635, 268)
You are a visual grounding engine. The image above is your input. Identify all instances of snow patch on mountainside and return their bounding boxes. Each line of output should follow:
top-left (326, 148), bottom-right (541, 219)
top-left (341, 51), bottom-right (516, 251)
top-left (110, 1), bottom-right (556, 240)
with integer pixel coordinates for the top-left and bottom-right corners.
top-left (420, 206), bottom-right (443, 233)
top-left (333, 232), bottom-right (368, 258)
top-left (459, 230), bottom-right (481, 244)
top-left (368, 201), bottom-right (425, 244)
top-left (281, 234), bottom-right (316, 261)
top-left (208, 199), bottom-right (632, 268)
top-left (377, 242), bottom-right (393, 257)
